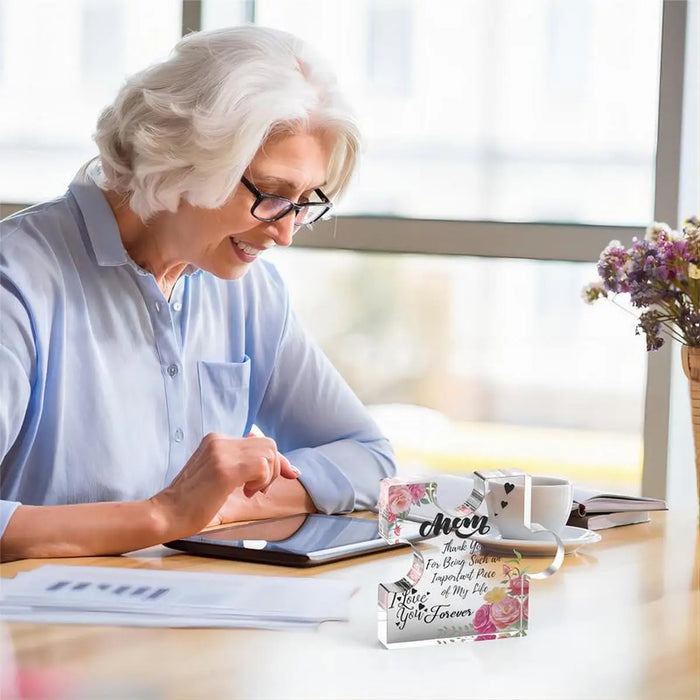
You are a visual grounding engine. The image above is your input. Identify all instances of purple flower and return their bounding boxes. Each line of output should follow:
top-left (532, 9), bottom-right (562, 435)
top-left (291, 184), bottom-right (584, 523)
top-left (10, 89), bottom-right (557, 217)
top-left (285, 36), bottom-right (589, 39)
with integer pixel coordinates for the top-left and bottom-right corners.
top-left (636, 310), bottom-right (665, 351)
top-left (658, 233), bottom-right (691, 282)
top-left (597, 241), bottom-right (630, 293)
top-left (586, 216), bottom-right (700, 350)
top-left (679, 306), bottom-right (700, 346)
top-left (628, 280), bottom-right (664, 308)
top-left (622, 238), bottom-right (682, 307)
top-left (645, 222), bottom-right (672, 243)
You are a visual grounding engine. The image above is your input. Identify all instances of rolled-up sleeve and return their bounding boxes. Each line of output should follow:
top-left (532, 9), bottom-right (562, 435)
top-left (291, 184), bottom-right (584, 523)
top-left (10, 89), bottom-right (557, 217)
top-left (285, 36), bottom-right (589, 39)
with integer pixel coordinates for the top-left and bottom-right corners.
top-left (0, 279), bottom-right (35, 537)
top-left (255, 309), bottom-right (396, 514)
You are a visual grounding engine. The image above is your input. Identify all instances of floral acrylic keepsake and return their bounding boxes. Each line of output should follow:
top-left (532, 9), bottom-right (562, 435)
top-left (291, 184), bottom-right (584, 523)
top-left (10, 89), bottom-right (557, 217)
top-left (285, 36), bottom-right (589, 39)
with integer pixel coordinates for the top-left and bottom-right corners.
top-left (377, 471), bottom-right (563, 648)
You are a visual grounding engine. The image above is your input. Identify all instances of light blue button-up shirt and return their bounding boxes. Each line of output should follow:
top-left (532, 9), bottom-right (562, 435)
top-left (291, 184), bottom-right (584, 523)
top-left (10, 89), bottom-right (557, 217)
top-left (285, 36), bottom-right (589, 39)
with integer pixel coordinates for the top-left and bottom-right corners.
top-left (0, 173), bottom-right (396, 538)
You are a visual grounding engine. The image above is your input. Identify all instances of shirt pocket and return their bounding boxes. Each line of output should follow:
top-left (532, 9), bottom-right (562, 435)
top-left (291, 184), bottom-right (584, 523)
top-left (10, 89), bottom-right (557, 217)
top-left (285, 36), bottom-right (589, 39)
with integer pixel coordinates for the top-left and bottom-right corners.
top-left (197, 357), bottom-right (251, 438)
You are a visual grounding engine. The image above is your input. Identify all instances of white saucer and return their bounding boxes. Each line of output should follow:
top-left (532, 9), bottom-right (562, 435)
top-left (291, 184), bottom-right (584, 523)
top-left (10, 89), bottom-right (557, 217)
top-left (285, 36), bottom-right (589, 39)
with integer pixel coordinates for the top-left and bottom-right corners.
top-left (470, 525), bottom-right (601, 556)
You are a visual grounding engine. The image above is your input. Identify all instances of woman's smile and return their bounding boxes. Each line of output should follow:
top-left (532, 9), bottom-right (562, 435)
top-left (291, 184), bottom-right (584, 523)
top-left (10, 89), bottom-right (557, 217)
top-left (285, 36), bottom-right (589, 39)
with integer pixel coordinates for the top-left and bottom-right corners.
top-left (230, 236), bottom-right (265, 263)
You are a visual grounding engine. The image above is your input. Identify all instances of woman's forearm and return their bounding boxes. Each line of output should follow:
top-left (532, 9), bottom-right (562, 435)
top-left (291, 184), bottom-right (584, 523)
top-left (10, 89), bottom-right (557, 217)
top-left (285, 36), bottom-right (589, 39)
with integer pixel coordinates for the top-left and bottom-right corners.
top-left (215, 476), bottom-right (316, 524)
top-left (1, 479), bottom-right (315, 561)
top-left (1, 438), bottom-right (313, 561)
top-left (0, 500), bottom-right (169, 562)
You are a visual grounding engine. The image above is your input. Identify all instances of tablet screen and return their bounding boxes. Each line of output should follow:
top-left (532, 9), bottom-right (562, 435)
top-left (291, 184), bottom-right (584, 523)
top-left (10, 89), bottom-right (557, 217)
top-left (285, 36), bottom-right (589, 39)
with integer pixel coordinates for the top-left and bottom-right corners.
top-left (201, 514), bottom-right (387, 553)
top-left (166, 514), bottom-right (423, 566)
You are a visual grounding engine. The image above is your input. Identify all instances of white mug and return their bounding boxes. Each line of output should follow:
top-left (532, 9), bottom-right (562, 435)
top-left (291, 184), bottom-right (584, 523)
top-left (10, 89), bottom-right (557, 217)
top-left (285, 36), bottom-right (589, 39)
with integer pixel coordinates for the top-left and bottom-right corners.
top-left (485, 476), bottom-right (573, 540)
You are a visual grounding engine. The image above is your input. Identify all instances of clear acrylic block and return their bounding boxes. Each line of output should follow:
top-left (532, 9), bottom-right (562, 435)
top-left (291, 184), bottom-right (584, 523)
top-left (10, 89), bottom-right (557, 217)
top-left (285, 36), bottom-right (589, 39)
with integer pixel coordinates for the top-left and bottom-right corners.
top-left (377, 471), bottom-right (561, 648)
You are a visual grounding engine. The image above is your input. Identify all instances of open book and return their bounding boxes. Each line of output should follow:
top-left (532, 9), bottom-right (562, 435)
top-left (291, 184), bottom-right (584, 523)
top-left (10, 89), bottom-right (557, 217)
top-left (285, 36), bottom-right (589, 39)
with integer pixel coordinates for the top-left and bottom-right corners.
top-left (572, 488), bottom-right (667, 515)
top-left (567, 488), bottom-right (667, 530)
top-left (567, 510), bottom-right (651, 531)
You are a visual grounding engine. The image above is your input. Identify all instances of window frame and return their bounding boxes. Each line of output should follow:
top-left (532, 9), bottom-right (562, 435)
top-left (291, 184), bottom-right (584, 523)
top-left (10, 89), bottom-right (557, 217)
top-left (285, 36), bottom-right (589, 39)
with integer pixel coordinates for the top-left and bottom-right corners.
top-left (1, 0), bottom-right (689, 499)
top-left (290, 0), bottom-right (688, 501)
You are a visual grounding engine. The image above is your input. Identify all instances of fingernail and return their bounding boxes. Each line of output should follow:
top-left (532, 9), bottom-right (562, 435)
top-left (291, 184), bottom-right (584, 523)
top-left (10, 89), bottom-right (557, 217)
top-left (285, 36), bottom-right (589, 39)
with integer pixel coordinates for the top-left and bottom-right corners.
top-left (292, 466), bottom-right (301, 475)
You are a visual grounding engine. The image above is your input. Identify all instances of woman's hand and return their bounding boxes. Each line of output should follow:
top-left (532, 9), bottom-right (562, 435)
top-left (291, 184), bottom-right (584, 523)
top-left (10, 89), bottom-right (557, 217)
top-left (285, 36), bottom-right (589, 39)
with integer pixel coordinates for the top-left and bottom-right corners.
top-left (149, 432), bottom-right (300, 539)
top-left (0, 433), bottom-right (309, 561)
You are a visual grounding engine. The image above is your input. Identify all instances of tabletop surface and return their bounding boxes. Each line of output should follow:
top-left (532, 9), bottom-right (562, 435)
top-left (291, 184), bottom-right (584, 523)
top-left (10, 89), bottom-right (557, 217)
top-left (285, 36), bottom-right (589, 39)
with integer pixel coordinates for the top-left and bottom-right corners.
top-left (1, 511), bottom-right (698, 700)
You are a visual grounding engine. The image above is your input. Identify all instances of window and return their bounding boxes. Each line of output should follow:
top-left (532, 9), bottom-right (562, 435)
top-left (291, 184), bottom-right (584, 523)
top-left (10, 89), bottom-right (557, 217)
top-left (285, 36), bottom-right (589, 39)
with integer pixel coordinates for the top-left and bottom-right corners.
top-left (0, 0), bottom-right (182, 203)
top-left (366, 1), bottom-right (413, 99)
top-left (200, 0), bottom-right (666, 494)
top-left (267, 247), bottom-right (645, 493)
top-left (206, 0), bottom-right (662, 225)
top-left (3, 1), bottom-right (689, 498)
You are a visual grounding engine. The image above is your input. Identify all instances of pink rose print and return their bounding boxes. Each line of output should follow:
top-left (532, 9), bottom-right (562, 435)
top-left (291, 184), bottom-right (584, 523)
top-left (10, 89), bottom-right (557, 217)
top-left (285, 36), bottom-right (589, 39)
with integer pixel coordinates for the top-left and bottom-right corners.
top-left (502, 564), bottom-right (511, 575)
top-left (407, 483), bottom-right (426, 503)
top-left (474, 634), bottom-right (497, 642)
top-left (388, 486), bottom-right (413, 515)
top-left (522, 596), bottom-right (529, 620)
top-left (508, 576), bottom-right (529, 596)
top-left (490, 596), bottom-right (523, 629)
top-left (473, 604), bottom-right (496, 634)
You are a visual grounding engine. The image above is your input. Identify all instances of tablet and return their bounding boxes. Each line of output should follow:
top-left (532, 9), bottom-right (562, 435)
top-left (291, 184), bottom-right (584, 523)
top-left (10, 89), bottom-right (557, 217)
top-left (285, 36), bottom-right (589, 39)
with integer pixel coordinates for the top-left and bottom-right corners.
top-left (165, 513), bottom-right (424, 567)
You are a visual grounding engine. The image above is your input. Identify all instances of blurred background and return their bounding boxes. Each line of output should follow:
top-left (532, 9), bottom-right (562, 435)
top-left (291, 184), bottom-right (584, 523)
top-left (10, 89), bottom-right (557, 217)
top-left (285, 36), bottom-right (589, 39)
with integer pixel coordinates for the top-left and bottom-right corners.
top-left (1, 0), bottom-right (697, 497)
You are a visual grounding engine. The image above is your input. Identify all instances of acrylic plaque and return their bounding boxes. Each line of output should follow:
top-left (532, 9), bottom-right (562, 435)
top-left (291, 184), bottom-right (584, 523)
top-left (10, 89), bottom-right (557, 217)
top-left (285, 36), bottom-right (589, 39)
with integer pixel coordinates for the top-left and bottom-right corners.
top-left (377, 470), bottom-right (564, 648)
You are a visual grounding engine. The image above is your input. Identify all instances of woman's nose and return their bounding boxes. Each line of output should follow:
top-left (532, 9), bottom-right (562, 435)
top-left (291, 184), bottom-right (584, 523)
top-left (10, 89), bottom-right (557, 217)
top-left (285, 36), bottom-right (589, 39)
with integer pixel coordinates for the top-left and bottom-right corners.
top-left (271, 212), bottom-right (297, 247)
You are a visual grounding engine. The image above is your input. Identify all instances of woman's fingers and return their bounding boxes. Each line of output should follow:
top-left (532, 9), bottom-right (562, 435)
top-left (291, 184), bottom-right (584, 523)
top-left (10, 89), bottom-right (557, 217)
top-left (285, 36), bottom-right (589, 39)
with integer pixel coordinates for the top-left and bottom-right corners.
top-left (241, 456), bottom-right (273, 497)
top-left (279, 454), bottom-right (300, 480)
top-left (196, 433), bottom-right (298, 500)
top-left (260, 450), bottom-right (281, 495)
top-left (238, 437), bottom-right (298, 495)
top-left (238, 438), bottom-right (278, 497)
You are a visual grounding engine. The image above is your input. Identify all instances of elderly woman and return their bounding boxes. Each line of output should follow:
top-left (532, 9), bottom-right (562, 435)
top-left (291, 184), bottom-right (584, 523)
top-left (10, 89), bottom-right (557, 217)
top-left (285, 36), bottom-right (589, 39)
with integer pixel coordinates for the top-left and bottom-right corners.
top-left (0, 26), bottom-right (396, 561)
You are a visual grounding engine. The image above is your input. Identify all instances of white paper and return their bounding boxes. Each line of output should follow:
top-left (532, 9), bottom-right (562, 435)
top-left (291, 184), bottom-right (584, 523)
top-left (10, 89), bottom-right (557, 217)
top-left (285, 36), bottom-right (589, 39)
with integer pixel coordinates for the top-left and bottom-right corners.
top-left (0, 565), bottom-right (356, 629)
top-left (0, 606), bottom-right (318, 629)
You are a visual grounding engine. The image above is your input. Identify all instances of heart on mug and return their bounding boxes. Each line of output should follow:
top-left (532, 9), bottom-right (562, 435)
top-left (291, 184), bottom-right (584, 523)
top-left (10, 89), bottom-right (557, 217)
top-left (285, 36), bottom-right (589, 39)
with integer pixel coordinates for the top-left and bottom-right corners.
top-left (501, 500), bottom-right (508, 509)
top-left (504, 482), bottom-right (515, 495)
top-left (418, 603), bottom-right (425, 610)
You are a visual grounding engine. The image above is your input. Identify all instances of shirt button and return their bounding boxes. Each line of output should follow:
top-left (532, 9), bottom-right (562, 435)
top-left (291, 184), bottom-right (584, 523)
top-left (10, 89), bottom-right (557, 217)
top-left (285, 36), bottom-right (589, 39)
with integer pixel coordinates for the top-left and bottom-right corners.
top-left (167, 363), bottom-right (179, 377)
top-left (172, 302), bottom-right (182, 312)
top-left (154, 301), bottom-right (161, 312)
top-left (173, 429), bottom-right (184, 443)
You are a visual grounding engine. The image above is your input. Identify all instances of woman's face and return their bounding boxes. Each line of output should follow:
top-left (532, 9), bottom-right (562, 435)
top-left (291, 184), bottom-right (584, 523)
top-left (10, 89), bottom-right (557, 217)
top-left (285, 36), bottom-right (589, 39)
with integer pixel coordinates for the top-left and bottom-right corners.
top-left (173, 130), bottom-right (334, 280)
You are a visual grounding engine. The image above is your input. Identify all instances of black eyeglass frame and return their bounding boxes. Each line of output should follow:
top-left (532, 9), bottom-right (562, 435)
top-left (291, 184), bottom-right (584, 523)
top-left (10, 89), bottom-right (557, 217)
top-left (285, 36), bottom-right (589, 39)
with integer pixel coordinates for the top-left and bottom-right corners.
top-left (240, 176), bottom-right (333, 226)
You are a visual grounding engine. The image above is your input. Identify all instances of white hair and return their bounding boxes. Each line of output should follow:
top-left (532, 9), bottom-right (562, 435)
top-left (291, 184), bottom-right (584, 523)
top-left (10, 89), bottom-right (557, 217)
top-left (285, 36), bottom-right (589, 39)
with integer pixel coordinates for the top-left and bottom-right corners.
top-left (93, 26), bottom-right (360, 220)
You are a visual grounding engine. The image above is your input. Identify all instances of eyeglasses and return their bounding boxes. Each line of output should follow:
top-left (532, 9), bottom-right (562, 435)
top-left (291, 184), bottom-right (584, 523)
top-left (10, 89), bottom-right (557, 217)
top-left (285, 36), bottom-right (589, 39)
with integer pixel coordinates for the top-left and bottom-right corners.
top-left (240, 176), bottom-right (333, 227)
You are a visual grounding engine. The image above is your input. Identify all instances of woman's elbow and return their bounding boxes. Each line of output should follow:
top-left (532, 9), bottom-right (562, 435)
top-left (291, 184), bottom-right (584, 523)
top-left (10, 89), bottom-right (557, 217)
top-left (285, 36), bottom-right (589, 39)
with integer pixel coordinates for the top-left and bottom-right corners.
top-left (370, 437), bottom-right (398, 480)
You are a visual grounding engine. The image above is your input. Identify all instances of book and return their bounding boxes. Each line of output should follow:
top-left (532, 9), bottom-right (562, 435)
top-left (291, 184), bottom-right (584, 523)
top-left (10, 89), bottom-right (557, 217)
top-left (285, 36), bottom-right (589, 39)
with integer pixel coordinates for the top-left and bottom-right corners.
top-left (572, 488), bottom-right (667, 515)
top-left (567, 510), bottom-right (651, 531)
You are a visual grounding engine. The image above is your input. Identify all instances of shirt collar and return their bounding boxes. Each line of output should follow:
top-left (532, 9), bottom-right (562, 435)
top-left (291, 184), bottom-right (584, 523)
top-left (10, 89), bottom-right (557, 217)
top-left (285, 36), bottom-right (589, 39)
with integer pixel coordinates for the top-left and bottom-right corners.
top-left (68, 163), bottom-right (129, 268)
top-left (68, 162), bottom-right (203, 277)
